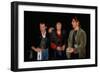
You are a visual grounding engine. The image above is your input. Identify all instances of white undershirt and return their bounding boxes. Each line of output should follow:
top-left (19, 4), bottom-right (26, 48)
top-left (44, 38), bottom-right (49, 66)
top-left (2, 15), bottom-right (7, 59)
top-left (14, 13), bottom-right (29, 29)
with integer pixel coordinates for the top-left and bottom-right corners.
top-left (41, 31), bottom-right (46, 38)
top-left (37, 31), bottom-right (46, 60)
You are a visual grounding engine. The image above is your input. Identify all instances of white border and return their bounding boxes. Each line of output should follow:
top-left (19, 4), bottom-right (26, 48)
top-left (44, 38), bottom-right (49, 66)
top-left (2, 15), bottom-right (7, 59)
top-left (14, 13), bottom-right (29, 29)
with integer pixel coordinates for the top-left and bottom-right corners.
top-left (18, 5), bottom-right (96, 68)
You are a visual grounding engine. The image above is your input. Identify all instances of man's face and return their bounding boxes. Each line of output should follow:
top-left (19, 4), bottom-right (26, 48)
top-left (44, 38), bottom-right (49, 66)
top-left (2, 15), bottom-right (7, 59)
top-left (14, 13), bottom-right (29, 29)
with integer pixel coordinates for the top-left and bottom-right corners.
top-left (56, 22), bottom-right (62, 30)
top-left (40, 23), bottom-right (46, 32)
top-left (71, 19), bottom-right (78, 29)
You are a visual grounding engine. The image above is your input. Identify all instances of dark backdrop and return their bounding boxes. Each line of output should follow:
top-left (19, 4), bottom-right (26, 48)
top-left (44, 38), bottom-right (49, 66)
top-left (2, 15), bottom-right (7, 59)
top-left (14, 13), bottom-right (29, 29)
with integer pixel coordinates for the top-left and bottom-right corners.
top-left (24, 11), bottom-right (90, 62)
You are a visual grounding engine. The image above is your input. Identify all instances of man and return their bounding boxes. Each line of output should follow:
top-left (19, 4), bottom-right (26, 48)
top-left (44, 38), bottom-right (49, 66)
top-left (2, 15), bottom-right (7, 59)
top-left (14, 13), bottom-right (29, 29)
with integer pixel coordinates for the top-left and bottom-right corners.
top-left (49, 22), bottom-right (67, 60)
top-left (32, 22), bottom-right (50, 61)
top-left (66, 16), bottom-right (86, 59)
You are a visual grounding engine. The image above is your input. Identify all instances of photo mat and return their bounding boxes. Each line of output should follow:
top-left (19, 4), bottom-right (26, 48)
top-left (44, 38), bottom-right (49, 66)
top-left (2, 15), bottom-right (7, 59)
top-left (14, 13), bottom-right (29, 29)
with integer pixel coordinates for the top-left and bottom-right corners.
top-left (11, 1), bottom-right (97, 71)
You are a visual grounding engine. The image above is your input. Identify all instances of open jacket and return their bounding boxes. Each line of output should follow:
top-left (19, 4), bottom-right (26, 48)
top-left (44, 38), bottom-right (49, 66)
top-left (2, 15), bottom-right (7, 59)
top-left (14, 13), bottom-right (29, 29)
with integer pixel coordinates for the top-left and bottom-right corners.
top-left (31, 32), bottom-right (50, 60)
top-left (67, 28), bottom-right (86, 58)
top-left (49, 29), bottom-right (67, 50)
top-left (32, 32), bottom-right (50, 49)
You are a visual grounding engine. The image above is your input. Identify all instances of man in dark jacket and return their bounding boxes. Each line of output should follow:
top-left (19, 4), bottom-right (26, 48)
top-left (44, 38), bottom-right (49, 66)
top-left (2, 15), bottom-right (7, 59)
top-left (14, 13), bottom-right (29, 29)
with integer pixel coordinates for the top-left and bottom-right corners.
top-left (32, 22), bottom-right (50, 61)
top-left (49, 22), bottom-right (67, 60)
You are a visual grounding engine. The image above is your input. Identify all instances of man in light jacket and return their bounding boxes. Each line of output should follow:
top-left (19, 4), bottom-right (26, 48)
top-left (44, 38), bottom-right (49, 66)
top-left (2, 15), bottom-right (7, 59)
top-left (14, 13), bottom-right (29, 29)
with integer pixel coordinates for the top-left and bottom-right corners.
top-left (66, 16), bottom-right (86, 59)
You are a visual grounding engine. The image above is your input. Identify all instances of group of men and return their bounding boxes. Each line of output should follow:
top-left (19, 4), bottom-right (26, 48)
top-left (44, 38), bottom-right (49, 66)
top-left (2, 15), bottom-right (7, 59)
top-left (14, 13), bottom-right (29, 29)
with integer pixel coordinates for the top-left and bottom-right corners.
top-left (31, 16), bottom-right (86, 61)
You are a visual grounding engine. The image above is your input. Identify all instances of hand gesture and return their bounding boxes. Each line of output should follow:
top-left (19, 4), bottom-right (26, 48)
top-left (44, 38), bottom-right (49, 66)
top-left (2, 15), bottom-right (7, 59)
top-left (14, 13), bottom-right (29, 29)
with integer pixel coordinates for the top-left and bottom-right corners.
top-left (66, 48), bottom-right (74, 53)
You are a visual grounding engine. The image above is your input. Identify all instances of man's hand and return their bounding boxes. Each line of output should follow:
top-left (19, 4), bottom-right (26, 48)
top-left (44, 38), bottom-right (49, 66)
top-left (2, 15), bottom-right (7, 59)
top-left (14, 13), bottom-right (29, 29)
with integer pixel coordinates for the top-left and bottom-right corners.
top-left (66, 48), bottom-right (74, 53)
top-left (56, 47), bottom-right (61, 51)
top-left (48, 27), bottom-right (54, 33)
top-left (61, 45), bottom-right (65, 51)
top-left (56, 45), bottom-right (65, 51)
top-left (32, 46), bottom-right (43, 52)
top-left (35, 48), bottom-right (43, 52)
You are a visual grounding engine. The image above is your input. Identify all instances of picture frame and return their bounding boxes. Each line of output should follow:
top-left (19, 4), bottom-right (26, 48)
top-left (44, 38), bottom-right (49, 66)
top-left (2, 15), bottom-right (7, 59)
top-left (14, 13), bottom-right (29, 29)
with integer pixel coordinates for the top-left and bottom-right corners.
top-left (11, 1), bottom-right (97, 71)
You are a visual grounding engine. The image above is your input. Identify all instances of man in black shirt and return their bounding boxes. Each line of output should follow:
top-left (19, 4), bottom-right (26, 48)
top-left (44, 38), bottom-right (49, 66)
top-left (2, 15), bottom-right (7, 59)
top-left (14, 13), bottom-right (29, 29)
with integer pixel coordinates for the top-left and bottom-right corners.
top-left (32, 22), bottom-right (50, 61)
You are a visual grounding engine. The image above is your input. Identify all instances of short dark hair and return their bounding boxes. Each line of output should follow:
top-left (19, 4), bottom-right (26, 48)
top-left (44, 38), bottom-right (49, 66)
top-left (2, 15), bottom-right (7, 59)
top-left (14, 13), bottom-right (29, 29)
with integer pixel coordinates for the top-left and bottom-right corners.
top-left (40, 22), bottom-right (46, 26)
top-left (56, 21), bottom-right (62, 24)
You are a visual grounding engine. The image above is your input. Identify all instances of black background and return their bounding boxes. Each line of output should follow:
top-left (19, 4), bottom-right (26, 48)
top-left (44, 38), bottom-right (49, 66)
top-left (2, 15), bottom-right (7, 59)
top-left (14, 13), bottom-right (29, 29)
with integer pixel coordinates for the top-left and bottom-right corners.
top-left (24, 11), bottom-right (90, 62)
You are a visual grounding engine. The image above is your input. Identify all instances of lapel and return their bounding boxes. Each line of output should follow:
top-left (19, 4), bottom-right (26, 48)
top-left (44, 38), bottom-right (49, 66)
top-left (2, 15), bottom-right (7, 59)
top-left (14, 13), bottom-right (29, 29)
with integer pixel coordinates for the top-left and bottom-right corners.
top-left (75, 28), bottom-right (81, 44)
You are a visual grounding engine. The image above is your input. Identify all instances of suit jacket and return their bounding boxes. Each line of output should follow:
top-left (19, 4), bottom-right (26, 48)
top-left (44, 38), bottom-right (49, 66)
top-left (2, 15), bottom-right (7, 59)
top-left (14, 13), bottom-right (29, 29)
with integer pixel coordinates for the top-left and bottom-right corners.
top-left (67, 28), bottom-right (86, 58)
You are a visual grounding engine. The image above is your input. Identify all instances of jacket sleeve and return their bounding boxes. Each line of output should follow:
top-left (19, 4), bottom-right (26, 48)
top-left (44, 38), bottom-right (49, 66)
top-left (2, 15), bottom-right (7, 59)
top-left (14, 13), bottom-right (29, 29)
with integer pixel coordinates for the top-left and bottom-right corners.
top-left (68, 31), bottom-right (73, 48)
top-left (66, 31), bottom-right (73, 58)
top-left (77, 31), bottom-right (86, 58)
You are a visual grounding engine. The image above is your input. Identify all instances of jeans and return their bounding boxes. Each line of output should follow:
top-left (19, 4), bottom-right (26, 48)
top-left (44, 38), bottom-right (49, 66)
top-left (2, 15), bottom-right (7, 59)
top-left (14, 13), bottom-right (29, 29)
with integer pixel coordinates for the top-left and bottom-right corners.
top-left (42, 49), bottom-right (48, 60)
top-left (54, 51), bottom-right (66, 60)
